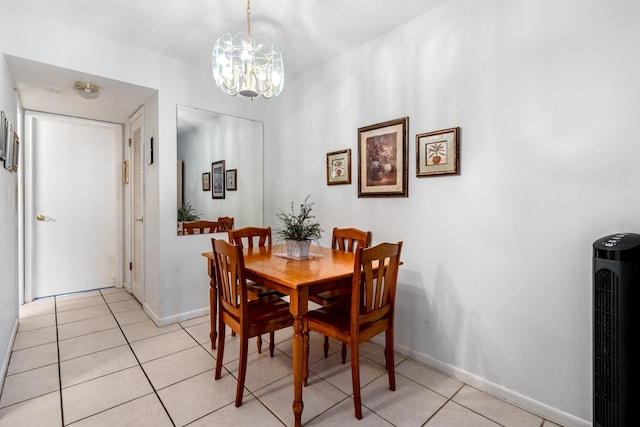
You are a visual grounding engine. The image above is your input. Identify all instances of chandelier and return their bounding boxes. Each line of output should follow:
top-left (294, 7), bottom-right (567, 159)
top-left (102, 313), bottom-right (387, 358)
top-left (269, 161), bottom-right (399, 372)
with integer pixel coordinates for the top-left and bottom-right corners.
top-left (212, 0), bottom-right (284, 99)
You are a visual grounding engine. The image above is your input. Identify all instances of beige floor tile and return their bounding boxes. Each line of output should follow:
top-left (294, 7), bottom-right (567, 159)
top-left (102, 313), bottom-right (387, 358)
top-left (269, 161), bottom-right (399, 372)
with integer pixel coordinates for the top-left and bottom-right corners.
top-left (130, 329), bottom-right (198, 363)
top-left (0, 391), bottom-right (62, 427)
top-left (56, 295), bottom-right (106, 312)
top-left (142, 346), bottom-right (216, 390)
top-left (60, 344), bottom-right (138, 388)
top-left (12, 325), bottom-right (56, 350)
top-left (189, 394), bottom-right (283, 427)
top-left (102, 291), bottom-right (135, 304)
top-left (256, 371), bottom-right (349, 426)
top-left (309, 351), bottom-right (387, 396)
top-left (306, 397), bottom-right (392, 426)
top-left (395, 358), bottom-right (464, 398)
top-left (223, 348), bottom-right (294, 393)
top-left (62, 366), bottom-right (153, 424)
top-left (55, 289), bottom-right (102, 301)
top-left (425, 400), bottom-right (501, 426)
top-left (108, 299), bottom-right (143, 313)
top-left (7, 342), bottom-right (58, 375)
top-left (98, 286), bottom-right (123, 295)
top-left (57, 314), bottom-right (118, 341)
top-left (0, 364), bottom-right (59, 408)
top-left (121, 319), bottom-right (180, 343)
top-left (359, 339), bottom-right (406, 366)
top-left (69, 393), bottom-right (173, 427)
top-left (179, 314), bottom-right (210, 328)
top-left (18, 300), bottom-right (55, 318)
top-left (113, 308), bottom-right (150, 326)
top-left (184, 321), bottom-right (212, 344)
top-left (452, 385), bottom-right (543, 427)
top-left (157, 369), bottom-right (237, 426)
top-left (58, 328), bottom-right (127, 361)
top-left (56, 304), bottom-right (111, 325)
top-left (17, 314), bottom-right (56, 332)
top-left (361, 372), bottom-right (447, 425)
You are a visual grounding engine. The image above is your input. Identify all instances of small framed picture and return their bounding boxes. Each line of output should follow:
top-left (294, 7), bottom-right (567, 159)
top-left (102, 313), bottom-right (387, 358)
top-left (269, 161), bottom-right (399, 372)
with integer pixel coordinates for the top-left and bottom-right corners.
top-left (202, 172), bottom-right (211, 191)
top-left (358, 117), bottom-right (409, 198)
top-left (326, 149), bottom-right (351, 185)
top-left (0, 111), bottom-right (6, 163)
top-left (416, 127), bottom-right (460, 177)
top-left (11, 132), bottom-right (19, 172)
top-left (226, 169), bottom-right (237, 191)
top-left (211, 160), bottom-right (225, 199)
top-left (4, 121), bottom-right (14, 171)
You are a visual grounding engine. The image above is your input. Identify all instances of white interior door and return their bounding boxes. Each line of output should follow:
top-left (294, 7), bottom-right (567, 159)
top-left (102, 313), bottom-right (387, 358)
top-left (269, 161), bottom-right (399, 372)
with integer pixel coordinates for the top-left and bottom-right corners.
top-left (27, 113), bottom-right (121, 298)
top-left (130, 108), bottom-right (144, 302)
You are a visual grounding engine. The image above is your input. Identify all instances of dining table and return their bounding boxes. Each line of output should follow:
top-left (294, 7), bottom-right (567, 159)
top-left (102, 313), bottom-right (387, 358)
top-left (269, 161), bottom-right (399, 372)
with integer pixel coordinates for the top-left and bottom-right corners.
top-left (202, 243), bottom-right (356, 427)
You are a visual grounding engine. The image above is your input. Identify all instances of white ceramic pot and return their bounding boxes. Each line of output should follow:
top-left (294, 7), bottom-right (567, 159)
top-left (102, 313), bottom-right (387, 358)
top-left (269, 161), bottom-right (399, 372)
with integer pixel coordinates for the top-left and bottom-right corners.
top-left (286, 239), bottom-right (311, 258)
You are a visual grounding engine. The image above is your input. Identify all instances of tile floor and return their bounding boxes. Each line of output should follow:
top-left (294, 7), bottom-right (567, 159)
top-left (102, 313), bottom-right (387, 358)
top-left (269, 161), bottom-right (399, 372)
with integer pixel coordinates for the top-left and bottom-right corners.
top-left (0, 287), bottom-right (564, 426)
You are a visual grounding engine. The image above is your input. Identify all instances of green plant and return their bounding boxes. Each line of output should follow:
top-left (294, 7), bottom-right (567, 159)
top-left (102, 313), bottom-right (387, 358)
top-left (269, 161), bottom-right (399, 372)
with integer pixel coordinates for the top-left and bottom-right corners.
top-left (177, 200), bottom-right (200, 222)
top-left (274, 195), bottom-right (323, 242)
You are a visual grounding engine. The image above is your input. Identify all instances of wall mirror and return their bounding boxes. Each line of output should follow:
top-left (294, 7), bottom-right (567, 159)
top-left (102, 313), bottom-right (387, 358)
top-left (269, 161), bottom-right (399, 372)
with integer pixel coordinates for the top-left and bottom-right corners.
top-left (176, 105), bottom-right (263, 234)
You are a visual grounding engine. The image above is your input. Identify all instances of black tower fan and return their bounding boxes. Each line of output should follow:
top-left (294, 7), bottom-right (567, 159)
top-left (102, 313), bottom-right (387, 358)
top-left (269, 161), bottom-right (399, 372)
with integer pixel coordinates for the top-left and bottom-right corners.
top-left (593, 232), bottom-right (640, 427)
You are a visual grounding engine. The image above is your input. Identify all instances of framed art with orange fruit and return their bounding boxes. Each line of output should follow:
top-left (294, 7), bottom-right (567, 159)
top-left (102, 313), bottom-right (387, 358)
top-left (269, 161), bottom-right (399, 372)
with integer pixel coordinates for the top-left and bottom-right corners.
top-left (416, 127), bottom-right (459, 177)
top-left (326, 149), bottom-right (351, 185)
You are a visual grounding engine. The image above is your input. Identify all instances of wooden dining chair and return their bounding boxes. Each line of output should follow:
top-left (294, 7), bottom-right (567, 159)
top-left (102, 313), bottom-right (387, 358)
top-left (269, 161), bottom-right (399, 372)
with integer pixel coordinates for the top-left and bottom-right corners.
top-left (217, 216), bottom-right (234, 231)
top-left (211, 238), bottom-right (293, 407)
top-left (183, 220), bottom-right (218, 234)
top-left (303, 241), bottom-right (402, 420)
top-left (228, 226), bottom-right (280, 353)
top-left (309, 227), bottom-right (372, 362)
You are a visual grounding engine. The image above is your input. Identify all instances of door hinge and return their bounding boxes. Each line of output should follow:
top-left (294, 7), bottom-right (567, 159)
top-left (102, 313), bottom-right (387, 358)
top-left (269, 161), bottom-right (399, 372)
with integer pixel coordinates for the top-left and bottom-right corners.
top-left (129, 262), bottom-right (133, 271)
top-left (128, 138), bottom-right (132, 147)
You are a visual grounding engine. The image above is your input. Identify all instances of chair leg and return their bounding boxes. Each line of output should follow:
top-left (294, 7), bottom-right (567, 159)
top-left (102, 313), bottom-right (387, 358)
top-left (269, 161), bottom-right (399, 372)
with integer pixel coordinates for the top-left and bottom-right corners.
top-left (323, 335), bottom-right (329, 357)
top-left (257, 334), bottom-right (262, 354)
top-left (214, 323), bottom-right (226, 380)
top-left (303, 320), bottom-right (310, 387)
top-left (350, 341), bottom-right (362, 420)
top-left (386, 329), bottom-right (396, 391)
top-left (341, 343), bottom-right (347, 364)
top-left (269, 332), bottom-right (275, 357)
top-left (235, 335), bottom-right (249, 407)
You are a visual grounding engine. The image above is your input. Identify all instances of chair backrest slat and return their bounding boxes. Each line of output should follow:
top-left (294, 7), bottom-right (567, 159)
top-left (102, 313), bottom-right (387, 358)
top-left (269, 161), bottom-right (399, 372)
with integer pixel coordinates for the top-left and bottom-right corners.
top-left (212, 238), bottom-right (247, 318)
top-left (352, 242), bottom-right (402, 324)
top-left (228, 226), bottom-right (272, 249)
top-left (332, 227), bottom-right (372, 253)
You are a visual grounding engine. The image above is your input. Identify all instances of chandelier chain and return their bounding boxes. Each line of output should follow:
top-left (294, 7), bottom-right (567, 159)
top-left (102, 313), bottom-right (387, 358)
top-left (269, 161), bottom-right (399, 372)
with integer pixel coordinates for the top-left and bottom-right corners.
top-left (246, 0), bottom-right (251, 37)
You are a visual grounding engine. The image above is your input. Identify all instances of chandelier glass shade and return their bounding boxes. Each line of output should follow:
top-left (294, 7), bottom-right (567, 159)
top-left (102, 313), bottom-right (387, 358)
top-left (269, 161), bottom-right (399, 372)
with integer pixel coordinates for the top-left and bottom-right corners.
top-left (211, 1), bottom-right (284, 99)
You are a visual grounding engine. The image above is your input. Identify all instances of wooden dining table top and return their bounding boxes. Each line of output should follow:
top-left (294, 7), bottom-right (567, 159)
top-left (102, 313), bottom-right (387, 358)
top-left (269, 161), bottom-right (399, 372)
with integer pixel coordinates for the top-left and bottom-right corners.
top-left (202, 244), bottom-right (356, 290)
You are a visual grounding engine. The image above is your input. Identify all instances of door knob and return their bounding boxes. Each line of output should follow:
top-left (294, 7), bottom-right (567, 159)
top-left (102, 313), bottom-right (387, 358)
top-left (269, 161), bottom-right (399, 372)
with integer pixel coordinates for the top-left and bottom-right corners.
top-left (36, 214), bottom-right (50, 221)
top-left (135, 217), bottom-right (144, 223)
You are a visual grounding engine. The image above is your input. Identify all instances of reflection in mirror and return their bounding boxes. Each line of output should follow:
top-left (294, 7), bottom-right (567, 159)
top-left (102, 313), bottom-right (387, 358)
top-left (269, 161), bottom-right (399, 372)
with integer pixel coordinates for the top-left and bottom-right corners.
top-left (176, 105), bottom-right (263, 235)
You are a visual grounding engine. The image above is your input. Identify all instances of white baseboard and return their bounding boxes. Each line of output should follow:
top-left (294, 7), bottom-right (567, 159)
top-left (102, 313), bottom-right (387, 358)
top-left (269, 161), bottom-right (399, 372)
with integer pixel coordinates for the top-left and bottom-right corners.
top-left (143, 304), bottom-right (209, 327)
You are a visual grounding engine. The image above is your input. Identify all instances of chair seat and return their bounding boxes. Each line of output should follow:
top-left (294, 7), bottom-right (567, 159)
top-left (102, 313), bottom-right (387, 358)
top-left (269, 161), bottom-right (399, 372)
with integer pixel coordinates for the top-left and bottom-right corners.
top-left (308, 287), bottom-right (350, 307)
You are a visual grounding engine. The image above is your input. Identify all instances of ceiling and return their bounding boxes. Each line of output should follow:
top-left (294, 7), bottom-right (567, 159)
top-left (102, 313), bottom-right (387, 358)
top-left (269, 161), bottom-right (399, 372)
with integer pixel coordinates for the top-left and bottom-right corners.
top-left (4, 0), bottom-right (447, 123)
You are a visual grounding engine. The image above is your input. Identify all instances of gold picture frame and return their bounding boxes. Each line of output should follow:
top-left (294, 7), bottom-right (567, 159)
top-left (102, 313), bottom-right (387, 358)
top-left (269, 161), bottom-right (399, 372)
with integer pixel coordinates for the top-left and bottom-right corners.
top-left (326, 149), bottom-right (351, 185)
top-left (358, 117), bottom-right (409, 197)
top-left (416, 127), bottom-right (460, 177)
top-left (202, 172), bottom-right (210, 191)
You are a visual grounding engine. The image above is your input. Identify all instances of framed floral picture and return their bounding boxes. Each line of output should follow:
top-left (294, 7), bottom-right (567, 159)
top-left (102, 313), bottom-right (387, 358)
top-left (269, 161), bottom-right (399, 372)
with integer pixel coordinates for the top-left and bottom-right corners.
top-left (226, 169), bottom-right (237, 191)
top-left (326, 149), bottom-right (351, 185)
top-left (211, 160), bottom-right (225, 199)
top-left (416, 127), bottom-right (460, 177)
top-left (357, 117), bottom-right (409, 197)
top-left (202, 172), bottom-right (210, 191)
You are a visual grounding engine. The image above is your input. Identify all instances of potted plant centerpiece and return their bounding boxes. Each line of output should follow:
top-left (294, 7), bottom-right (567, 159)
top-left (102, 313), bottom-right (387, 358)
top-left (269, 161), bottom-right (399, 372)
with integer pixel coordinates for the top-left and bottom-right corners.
top-left (275, 195), bottom-right (323, 258)
top-left (177, 200), bottom-right (200, 234)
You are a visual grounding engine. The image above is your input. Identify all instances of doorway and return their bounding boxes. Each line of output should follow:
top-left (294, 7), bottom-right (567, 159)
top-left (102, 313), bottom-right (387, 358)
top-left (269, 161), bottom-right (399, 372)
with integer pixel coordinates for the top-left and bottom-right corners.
top-left (24, 112), bottom-right (123, 300)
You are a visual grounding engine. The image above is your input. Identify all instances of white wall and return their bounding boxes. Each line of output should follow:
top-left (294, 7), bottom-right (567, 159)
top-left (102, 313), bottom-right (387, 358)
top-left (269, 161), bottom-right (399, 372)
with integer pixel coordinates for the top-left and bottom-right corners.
top-left (0, 56), bottom-right (19, 388)
top-left (261, 1), bottom-right (640, 425)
